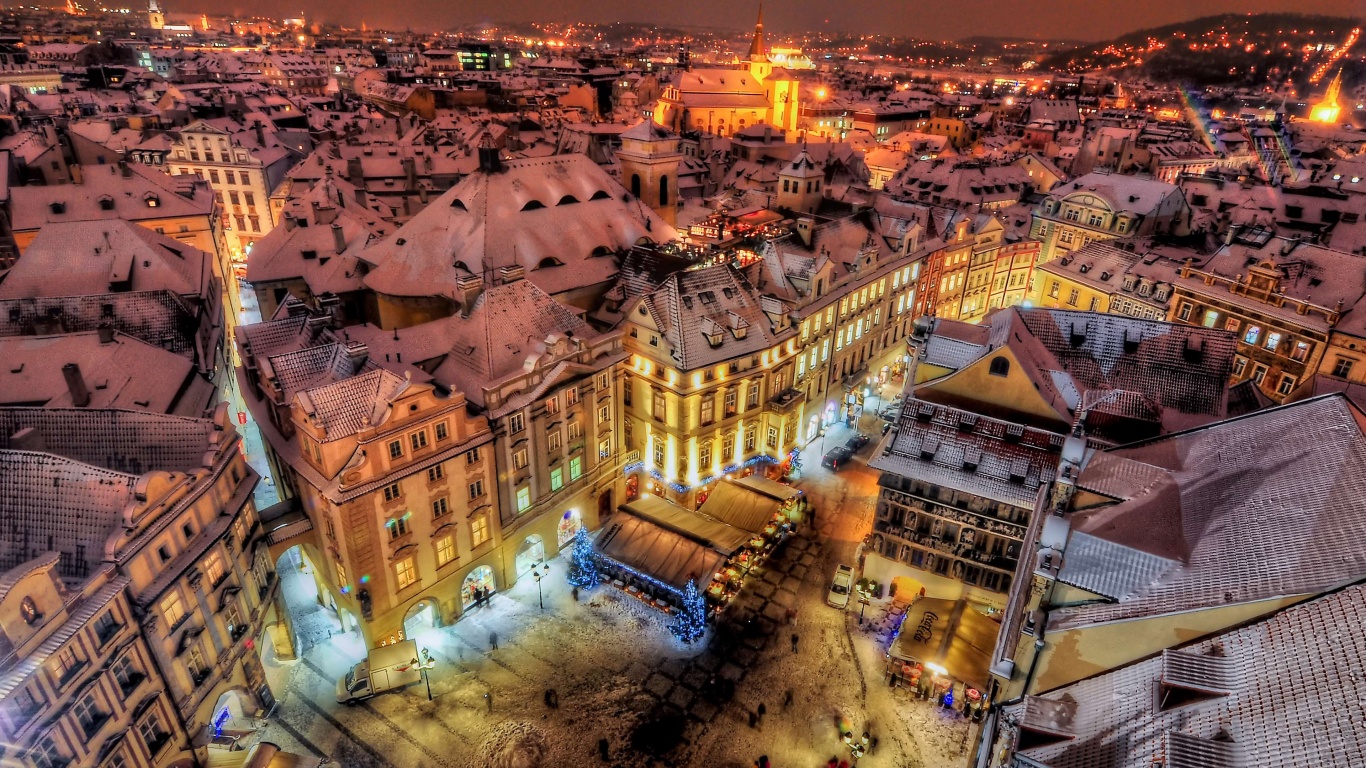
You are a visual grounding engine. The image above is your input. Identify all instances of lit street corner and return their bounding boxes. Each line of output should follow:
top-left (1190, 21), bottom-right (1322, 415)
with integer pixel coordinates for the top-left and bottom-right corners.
top-left (244, 427), bottom-right (976, 767)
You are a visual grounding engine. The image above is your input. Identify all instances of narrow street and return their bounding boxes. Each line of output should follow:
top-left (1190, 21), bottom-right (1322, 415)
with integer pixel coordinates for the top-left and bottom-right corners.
top-left (247, 387), bottom-right (976, 767)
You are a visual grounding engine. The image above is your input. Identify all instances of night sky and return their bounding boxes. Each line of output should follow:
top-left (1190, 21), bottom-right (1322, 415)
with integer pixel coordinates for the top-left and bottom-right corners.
top-left (175, 0), bottom-right (1361, 41)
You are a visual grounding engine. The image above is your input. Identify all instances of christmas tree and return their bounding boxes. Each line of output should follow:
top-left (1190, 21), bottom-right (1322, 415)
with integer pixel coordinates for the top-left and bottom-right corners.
top-left (565, 526), bottom-right (601, 589)
top-left (670, 579), bottom-right (708, 644)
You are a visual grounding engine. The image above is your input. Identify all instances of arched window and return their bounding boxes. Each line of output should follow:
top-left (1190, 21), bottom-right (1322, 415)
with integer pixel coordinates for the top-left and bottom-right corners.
top-left (520, 200), bottom-right (545, 211)
top-left (989, 356), bottom-right (1010, 377)
top-left (659, 176), bottom-right (669, 207)
top-left (630, 174), bottom-right (641, 198)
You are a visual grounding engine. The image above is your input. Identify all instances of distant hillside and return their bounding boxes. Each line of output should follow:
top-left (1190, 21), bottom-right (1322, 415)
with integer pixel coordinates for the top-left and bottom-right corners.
top-left (1038, 13), bottom-right (1363, 86)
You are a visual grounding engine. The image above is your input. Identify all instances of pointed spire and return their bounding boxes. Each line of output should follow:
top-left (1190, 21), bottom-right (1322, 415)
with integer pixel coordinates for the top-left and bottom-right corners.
top-left (748, 3), bottom-right (767, 61)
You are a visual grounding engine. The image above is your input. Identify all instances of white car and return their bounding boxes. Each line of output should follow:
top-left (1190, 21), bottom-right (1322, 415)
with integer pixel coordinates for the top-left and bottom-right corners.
top-left (827, 564), bottom-right (855, 609)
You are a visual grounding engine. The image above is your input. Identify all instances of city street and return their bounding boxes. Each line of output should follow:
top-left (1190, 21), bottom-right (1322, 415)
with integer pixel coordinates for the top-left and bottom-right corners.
top-left (246, 394), bottom-right (977, 768)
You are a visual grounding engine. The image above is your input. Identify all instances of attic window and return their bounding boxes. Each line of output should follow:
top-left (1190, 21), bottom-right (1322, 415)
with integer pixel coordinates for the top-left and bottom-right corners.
top-left (590, 190), bottom-right (612, 200)
top-left (988, 356), bottom-right (1010, 377)
top-left (97, 196), bottom-right (115, 211)
top-left (450, 198), bottom-right (467, 210)
top-left (557, 195), bottom-right (580, 205)
top-left (396, 238), bottom-right (406, 245)
top-left (302, 250), bottom-right (317, 260)
top-left (145, 194), bottom-right (160, 208)
top-left (521, 200), bottom-right (546, 211)
top-left (50, 202), bottom-right (65, 214)
top-left (536, 257), bottom-right (564, 269)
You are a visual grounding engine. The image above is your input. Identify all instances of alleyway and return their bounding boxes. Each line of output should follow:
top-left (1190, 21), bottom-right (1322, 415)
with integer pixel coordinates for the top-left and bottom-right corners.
top-left (247, 379), bottom-right (978, 767)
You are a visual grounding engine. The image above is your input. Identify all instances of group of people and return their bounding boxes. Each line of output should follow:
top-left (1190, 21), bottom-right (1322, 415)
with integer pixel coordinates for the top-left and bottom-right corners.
top-left (469, 585), bottom-right (493, 608)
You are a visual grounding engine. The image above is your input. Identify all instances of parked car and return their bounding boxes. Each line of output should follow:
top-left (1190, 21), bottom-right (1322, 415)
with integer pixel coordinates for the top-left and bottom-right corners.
top-left (827, 564), bottom-right (855, 608)
top-left (821, 446), bottom-right (853, 470)
top-left (845, 433), bottom-right (870, 451)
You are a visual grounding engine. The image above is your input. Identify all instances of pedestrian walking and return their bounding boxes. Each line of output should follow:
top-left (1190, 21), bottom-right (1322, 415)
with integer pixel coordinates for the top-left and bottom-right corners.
top-left (544, 688), bottom-right (559, 709)
top-left (791, 632), bottom-right (799, 654)
top-left (489, 630), bottom-right (499, 650)
top-left (597, 737), bottom-right (610, 762)
top-left (572, 586), bottom-right (580, 601)
top-left (871, 735), bottom-right (879, 753)
top-left (748, 710), bottom-right (758, 728)
top-left (757, 702), bottom-right (767, 721)
top-left (782, 689), bottom-right (794, 709)
top-left (759, 756), bottom-right (770, 768)
top-left (484, 692), bottom-right (493, 713)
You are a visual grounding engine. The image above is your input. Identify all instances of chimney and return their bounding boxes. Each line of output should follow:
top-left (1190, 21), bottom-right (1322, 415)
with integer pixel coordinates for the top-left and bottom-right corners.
top-left (354, 186), bottom-right (367, 206)
top-left (97, 324), bottom-right (115, 344)
top-left (342, 341), bottom-right (369, 370)
top-left (253, 120), bottom-right (266, 148)
top-left (347, 156), bottom-right (364, 185)
top-left (498, 264), bottom-right (525, 284)
top-left (331, 222), bottom-right (346, 253)
top-left (10, 426), bottom-right (45, 453)
top-left (477, 133), bottom-right (501, 173)
top-left (796, 216), bottom-right (814, 246)
top-left (402, 156), bottom-right (417, 190)
top-left (283, 212), bottom-right (297, 231)
top-left (119, 158), bottom-right (132, 178)
top-left (70, 164), bottom-right (83, 185)
top-left (62, 363), bottom-right (91, 407)
top-left (456, 274), bottom-right (484, 317)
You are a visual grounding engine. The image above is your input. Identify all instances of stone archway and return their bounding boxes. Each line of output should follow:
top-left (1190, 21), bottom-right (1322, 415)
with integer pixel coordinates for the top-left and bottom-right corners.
top-left (515, 535), bottom-right (546, 577)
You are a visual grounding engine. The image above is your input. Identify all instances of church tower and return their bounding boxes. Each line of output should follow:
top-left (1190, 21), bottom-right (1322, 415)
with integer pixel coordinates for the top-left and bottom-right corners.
top-left (618, 120), bottom-right (683, 227)
top-left (745, 5), bottom-right (772, 82)
top-left (1311, 69), bottom-right (1344, 124)
top-left (778, 146), bottom-right (824, 214)
top-left (147, 0), bottom-right (165, 30)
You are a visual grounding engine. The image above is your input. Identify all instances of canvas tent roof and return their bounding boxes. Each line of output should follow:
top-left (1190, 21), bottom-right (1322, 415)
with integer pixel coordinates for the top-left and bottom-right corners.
top-left (595, 510), bottom-right (727, 592)
top-left (696, 478), bottom-right (785, 534)
top-left (620, 495), bottom-right (751, 555)
top-left (889, 597), bottom-right (998, 691)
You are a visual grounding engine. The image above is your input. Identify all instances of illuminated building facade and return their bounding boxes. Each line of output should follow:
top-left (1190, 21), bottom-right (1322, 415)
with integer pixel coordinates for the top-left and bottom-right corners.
top-left (1309, 68), bottom-right (1343, 124)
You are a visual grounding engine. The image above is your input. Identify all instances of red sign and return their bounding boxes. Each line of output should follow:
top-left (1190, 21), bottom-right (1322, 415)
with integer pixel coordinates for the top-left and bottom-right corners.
top-left (237, 411), bottom-right (248, 425)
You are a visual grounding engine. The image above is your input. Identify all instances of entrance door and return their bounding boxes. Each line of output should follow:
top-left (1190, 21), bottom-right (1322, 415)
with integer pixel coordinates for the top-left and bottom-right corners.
top-left (461, 566), bottom-right (495, 610)
top-left (515, 535), bottom-right (546, 576)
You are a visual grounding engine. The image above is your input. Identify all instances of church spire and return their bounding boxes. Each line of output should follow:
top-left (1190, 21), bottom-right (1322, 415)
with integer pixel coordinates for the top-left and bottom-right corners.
top-left (747, 3), bottom-right (767, 62)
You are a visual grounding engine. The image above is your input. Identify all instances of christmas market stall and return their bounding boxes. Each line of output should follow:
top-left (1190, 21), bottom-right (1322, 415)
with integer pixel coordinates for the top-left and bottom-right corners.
top-left (594, 495), bottom-right (751, 613)
top-left (886, 597), bottom-right (999, 721)
top-left (696, 476), bottom-right (803, 547)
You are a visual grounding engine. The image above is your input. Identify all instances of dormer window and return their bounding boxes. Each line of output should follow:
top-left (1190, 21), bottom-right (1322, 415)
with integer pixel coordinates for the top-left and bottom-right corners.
top-left (50, 201), bottom-right (65, 215)
top-left (144, 194), bottom-right (160, 208)
top-left (97, 196), bottom-right (115, 211)
top-left (20, 596), bottom-right (41, 625)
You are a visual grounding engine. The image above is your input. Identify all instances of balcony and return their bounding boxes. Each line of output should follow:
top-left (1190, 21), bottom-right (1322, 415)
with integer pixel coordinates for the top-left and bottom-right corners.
top-left (768, 387), bottom-right (806, 415)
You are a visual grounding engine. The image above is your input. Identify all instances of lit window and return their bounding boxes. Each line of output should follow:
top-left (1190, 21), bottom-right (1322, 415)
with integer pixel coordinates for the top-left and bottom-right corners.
top-left (394, 557), bottom-right (417, 589)
top-left (516, 486), bottom-right (531, 512)
top-left (471, 515), bottom-right (490, 547)
top-left (1243, 325), bottom-right (1262, 345)
top-left (436, 536), bottom-right (456, 567)
top-left (569, 456), bottom-right (583, 481)
top-left (550, 467), bottom-right (563, 491)
top-left (160, 592), bottom-right (185, 627)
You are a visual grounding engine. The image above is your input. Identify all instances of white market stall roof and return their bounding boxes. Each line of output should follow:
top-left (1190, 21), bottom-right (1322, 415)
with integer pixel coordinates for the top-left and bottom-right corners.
top-left (596, 507), bottom-right (728, 593)
top-left (621, 495), bottom-right (751, 555)
top-left (696, 478), bottom-right (786, 534)
top-left (890, 597), bottom-right (999, 691)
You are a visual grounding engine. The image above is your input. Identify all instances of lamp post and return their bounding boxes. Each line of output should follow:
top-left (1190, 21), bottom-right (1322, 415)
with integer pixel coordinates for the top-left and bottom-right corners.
top-left (533, 562), bottom-right (551, 610)
top-left (413, 648), bottom-right (434, 700)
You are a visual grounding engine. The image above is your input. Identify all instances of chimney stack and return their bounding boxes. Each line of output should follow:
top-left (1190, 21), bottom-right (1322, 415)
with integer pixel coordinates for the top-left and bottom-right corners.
top-left (455, 274), bottom-right (484, 317)
top-left (331, 222), bottom-right (346, 253)
top-left (477, 133), bottom-right (501, 173)
top-left (97, 324), bottom-right (115, 344)
top-left (62, 363), bottom-right (91, 407)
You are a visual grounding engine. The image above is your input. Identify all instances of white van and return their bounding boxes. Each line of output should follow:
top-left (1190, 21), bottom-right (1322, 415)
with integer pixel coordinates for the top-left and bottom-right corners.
top-left (827, 564), bottom-right (855, 609)
top-left (335, 639), bottom-right (423, 704)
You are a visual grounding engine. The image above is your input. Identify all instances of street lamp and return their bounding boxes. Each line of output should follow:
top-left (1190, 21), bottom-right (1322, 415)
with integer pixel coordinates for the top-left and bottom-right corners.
top-left (533, 562), bottom-right (551, 610)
